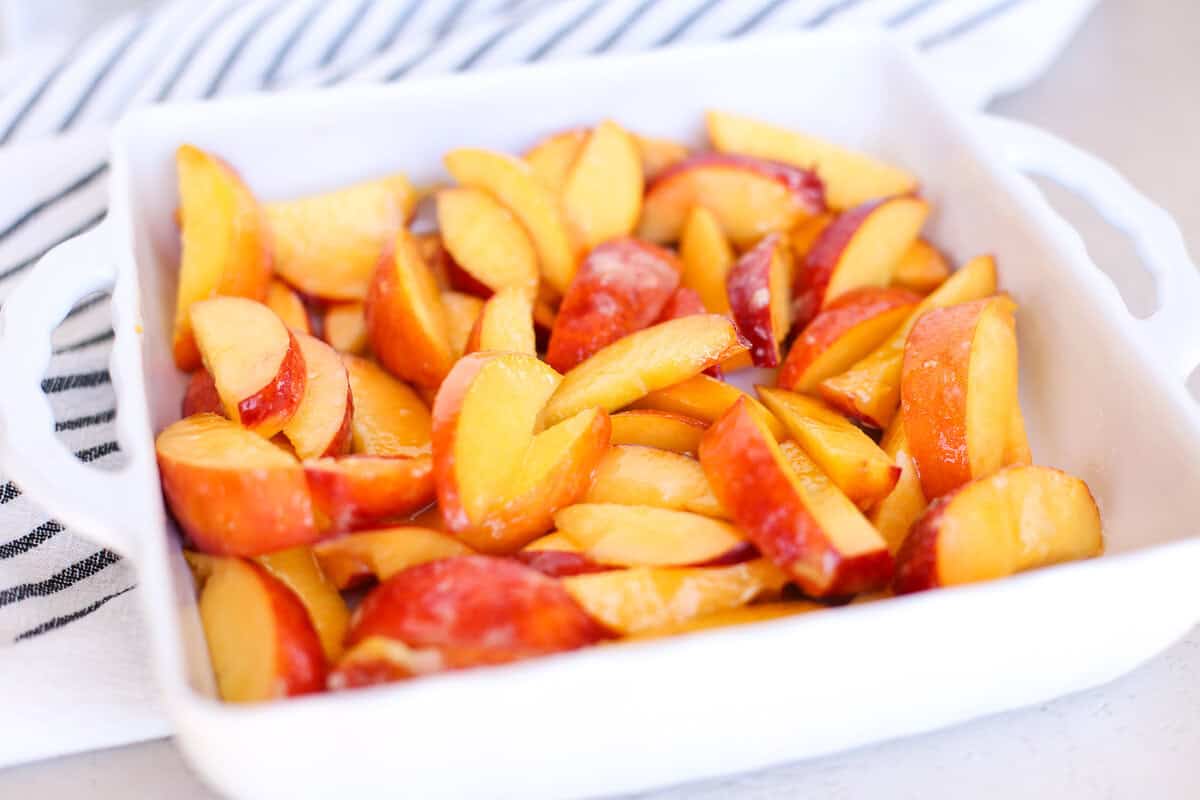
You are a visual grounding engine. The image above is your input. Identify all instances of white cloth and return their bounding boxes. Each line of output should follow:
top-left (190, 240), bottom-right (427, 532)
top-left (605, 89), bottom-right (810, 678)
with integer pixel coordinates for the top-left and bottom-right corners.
top-left (0, 0), bottom-right (1098, 770)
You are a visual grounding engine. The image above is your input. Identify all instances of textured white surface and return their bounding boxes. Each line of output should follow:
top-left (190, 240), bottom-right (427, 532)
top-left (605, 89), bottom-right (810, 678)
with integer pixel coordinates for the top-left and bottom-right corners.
top-left (1, 0), bottom-right (1198, 797)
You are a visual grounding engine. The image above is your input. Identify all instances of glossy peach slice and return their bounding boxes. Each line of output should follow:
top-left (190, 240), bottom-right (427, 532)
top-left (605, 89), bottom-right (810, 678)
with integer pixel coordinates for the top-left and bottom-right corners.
top-left (311, 526), bottom-right (471, 589)
top-left (441, 290), bottom-right (485, 358)
top-left (609, 410), bottom-right (707, 455)
top-left (524, 128), bottom-right (587, 192)
top-left (304, 455), bottom-right (435, 532)
top-left (265, 279), bottom-right (312, 334)
top-left (282, 334), bottom-right (353, 460)
top-left (583, 445), bottom-right (724, 517)
top-left (679, 205), bottom-right (735, 314)
top-left (328, 636), bottom-right (442, 688)
top-left (789, 211), bottom-right (835, 262)
top-left (322, 301), bottom-right (368, 355)
top-left (342, 355), bottom-right (432, 457)
top-left (727, 233), bottom-right (792, 367)
top-left (894, 466), bottom-right (1103, 593)
top-left (892, 238), bottom-right (951, 293)
top-left (630, 374), bottom-right (785, 440)
top-left (561, 120), bottom-right (643, 252)
top-left (437, 187), bottom-right (539, 298)
top-left (182, 369), bottom-right (223, 417)
top-left (191, 297), bottom-right (305, 437)
top-left (867, 418), bottom-right (928, 555)
top-left (634, 133), bottom-right (690, 181)
top-left (173, 145), bottom-right (272, 371)
top-left (465, 286), bottom-right (535, 355)
top-left (255, 546), bottom-right (349, 662)
top-left (556, 503), bottom-right (743, 567)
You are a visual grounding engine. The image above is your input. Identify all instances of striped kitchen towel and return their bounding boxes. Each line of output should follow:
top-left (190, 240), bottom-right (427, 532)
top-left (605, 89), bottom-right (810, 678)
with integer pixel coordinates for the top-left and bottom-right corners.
top-left (0, 0), bottom-right (1097, 768)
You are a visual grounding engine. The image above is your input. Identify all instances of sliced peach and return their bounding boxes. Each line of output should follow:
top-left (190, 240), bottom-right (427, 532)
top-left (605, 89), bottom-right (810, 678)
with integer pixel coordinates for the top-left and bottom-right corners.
top-left (304, 455), bottom-right (434, 532)
top-left (562, 560), bottom-right (788, 635)
top-left (255, 547), bottom-right (349, 662)
top-left (789, 211), bottom-right (835, 263)
top-left (556, 503), bottom-right (743, 567)
top-left (433, 352), bottom-right (611, 553)
top-left (342, 355), bottom-right (432, 456)
top-left (892, 239), bottom-right (951, 293)
top-left (630, 374), bottom-right (785, 440)
top-left (638, 153), bottom-right (825, 248)
top-left (679, 205), bottom-right (735, 315)
top-left (523, 531), bottom-right (581, 553)
top-left (515, 531), bottom-right (614, 577)
top-left (561, 120), bottom-right (643, 252)
top-left (157, 414), bottom-right (317, 556)
top-left (778, 286), bottom-right (918, 392)
top-left (757, 387), bottom-right (899, 509)
top-left (265, 279), bottom-right (312, 334)
top-left (1005, 404), bottom-right (1033, 466)
top-left (413, 231), bottom-right (453, 289)
top-left (322, 301), bottom-right (368, 355)
top-left (282, 334), bottom-right (353, 460)
top-left (347, 556), bottom-right (608, 671)
top-left (609, 410), bottom-right (707, 455)
top-left (545, 238), bottom-right (681, 372)
top-left (629, 600), bottom-right (824, 640)
top-left (633, 133), bottom-right (690, 181)
top-left (191, 297), bottom-right (305, 437)
top-left (182, 369), bottom-right (223, 417)
top-left (365, 230), bottom-right (455, 389)
top-left (539, 315), bottom-right (746, 428)
top-left (265, 173), bottom-right (414, 301)
top-left (894, 466), bottom-right (1103, 593)
top-left (699, 399), bottom-right (892, 597)
top-left (868, 418), bottom-right (927, 555)
top-left (901, 296), bottom-right (1018, 499)
top-left (311, 526), bottom-right (470, 589)
top-left (328, 636), bottom-right (443, 689)
top-left (706, 110), bottom-right (918, 210)
top-left (437, 187), bottom-right (539, 298)
top-left (198, 557), bottom-right (325, 702)
top-left (524, 128), bottom-right (587, 192)
top-left (441, 290), bottom-right (485, 358)
top-left (444, 148), bottom-right (576, 294)
top-left (173, 145), bottom-right (272, 371)
top-left (727, 233), bottom-right (792, 367)
top-left (819, 254), bottom-right (997, 429)
top-left (795, 195), bottom-right (930, 325)
top-left (583, 445), bottom-right (723, 517)
top-left (465, 286), bottom-right (535, 355)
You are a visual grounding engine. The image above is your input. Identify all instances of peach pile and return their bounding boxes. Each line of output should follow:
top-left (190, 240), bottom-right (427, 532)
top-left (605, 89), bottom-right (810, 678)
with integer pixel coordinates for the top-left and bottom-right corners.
top-left (160, 111), bottom-right (1103, 703)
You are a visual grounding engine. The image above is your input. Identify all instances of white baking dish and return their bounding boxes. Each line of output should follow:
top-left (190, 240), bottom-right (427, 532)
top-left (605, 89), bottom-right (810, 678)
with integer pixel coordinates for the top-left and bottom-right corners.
top-left (3, 30), bottom-right (1200, 800)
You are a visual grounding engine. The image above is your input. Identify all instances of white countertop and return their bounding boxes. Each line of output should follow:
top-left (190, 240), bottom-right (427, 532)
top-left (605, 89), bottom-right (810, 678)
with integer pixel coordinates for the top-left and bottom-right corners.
top-left (3, 0), bottom-right (1198, 796)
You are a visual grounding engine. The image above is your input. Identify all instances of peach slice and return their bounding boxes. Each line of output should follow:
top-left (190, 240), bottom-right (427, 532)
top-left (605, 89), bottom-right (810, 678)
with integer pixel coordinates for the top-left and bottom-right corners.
top-left (630, 374), bottom-right (785, 440)
top-left (304, 455), bottom-right (435, 532)
top-left (328, 636), bottom-right (443, 689)
top-left (311, 526), bottom-right (470, 590)
top-left (347, 556), bottom-right (609, 670)
top-left (868, 418), bottom-right (928, 555)
top-left (282, 334), bottom-right (353, 460)
top-left (561, 120), bottom-right (643, 252)
top-left (629, 600), bottom-right (824, 640)
top-left (539, 315), bottom-right (746, 428)
top-left (515, 531), bottom-right (612, 578)
top-left (433, 352), bottom-right (611, 553)
top-left (265, 279), bottom-right (312, 334)
top-left (638, 153), bottom-right (825, 248)
top-left (609, 410), bottom-right (707, 455)
top-left (892, 239), bottom-right (951, 294)
top-left (819, 254), bottom-right (997, 429)
top-left (524, 128), bottom-right (587, 192)
top-left (191, 297), bottom-right (306, 437)
top-left (705, 110), bottom-right (918, 210)
top-left (556, 503), bottom-right (743, 567)
top-left (795, 195), bottom-right (930, 325)
top-left (583, 445), bottom-right (724, 517)
top-left (1005, 404), bottom-right (1033, 466)
top-left (157, 414), bottom-right (318, 556)
top-left (727, 233), bottom-right (792, 367)
top-left (182, 369), bottom-right (223, 417)
top-left (656, 286), bottom-right (708, 322)
top-left (437, 290), bottom-right (483, 358)
top-left (894, 466), bottom-right (1103, 594)
top-left (322, 302), bottom-right (368, 355)
top-left (757, 387), bottom-right (899, 510)
top-left (437, 187), bottom-right (539, 298)
top-left (465, 286), bottom-right (535, 355)
top-left (365, 230), bottom-right (455, 389)
top-left (342, 355), bottom-right (432, 457)
top-left (634, 133), bottom-right (690, 181)
top-left (198, 557), bottom-right (325, 702)
top-left (255, 547), bottom-right (349, 662)
top-left (444, 148), bottom-right (576, 293)
top-left (679, 205), bottom-right (735, 315)
top-left (172, 145), bottom-right (272, 371)
top-left (789, 211), bottom-right (835, 263)
top-left (777, 286), bottom-right (918, 392)
top-left (545, 238), bottom-right (681, 372)
top-left (562, 560), bottom-right (789, 635)
top-left (699, 399), bottom-right (892, 597)
top-left (265, 174), bottom-right (415, 301)
top-left (901, 296), bottom-right (1019, 499)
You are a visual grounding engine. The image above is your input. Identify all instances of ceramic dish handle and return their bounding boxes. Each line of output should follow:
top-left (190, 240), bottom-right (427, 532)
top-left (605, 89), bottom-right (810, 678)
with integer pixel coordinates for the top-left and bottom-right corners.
top-left (0, 222), bottom-right (141, 556)
top-left (972, 113), bottom-right (1200, 383)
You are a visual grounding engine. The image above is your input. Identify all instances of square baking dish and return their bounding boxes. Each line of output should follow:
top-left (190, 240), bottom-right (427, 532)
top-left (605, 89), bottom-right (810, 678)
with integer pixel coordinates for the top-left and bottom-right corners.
top-left (3, 30), bottom-right (1200, 800)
